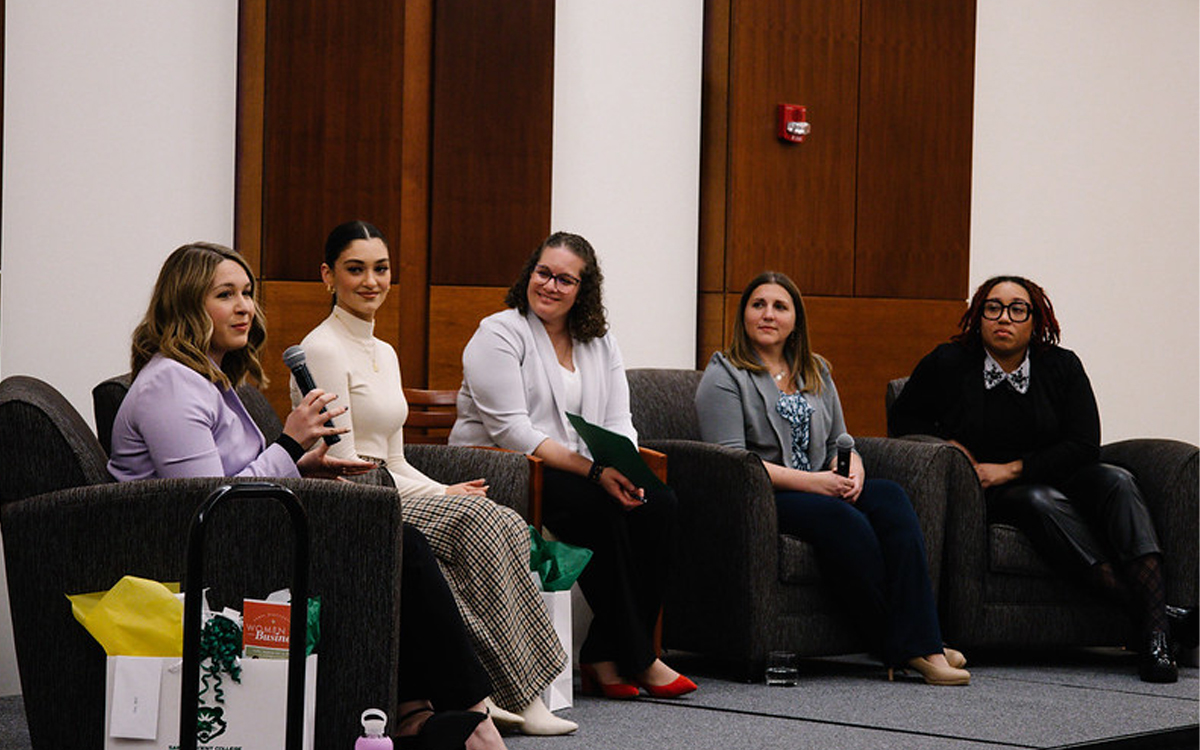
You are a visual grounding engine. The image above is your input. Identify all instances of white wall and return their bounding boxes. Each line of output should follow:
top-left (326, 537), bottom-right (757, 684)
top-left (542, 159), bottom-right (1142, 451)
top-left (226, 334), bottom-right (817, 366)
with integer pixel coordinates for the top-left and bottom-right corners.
top-left (0, 1), bottom-right (238, 696)
top-left (551, 0), bottom-right (703, 369)
top-left (971, 0), bottom-right (1199, 443)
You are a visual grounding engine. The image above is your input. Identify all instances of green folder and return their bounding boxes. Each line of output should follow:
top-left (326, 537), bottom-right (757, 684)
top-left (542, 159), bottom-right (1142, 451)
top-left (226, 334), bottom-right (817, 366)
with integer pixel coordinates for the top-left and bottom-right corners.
top-left (565, 412), bottom-right (669, 493)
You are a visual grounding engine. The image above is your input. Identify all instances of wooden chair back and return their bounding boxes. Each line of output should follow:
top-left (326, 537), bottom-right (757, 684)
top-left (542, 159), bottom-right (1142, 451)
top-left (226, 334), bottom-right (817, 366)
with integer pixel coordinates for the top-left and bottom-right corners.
top-left (403, 388), bottom-right (458, 445)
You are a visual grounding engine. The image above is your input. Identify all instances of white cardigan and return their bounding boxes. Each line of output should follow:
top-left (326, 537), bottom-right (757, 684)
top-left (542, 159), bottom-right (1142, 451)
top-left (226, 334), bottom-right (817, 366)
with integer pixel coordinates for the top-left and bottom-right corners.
top-left (449, 308), bottom-right (637, 457)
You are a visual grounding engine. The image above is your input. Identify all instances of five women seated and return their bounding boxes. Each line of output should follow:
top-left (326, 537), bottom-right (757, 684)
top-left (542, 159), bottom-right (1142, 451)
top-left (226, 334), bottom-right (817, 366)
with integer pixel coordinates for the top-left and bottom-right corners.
top-left (105, 228), bottom-right (1190, 747)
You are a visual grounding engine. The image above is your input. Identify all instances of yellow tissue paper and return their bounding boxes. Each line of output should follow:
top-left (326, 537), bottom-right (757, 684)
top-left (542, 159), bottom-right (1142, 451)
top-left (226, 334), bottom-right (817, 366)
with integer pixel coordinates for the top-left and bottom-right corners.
top-left (67, 575), bottom-right (184, 656)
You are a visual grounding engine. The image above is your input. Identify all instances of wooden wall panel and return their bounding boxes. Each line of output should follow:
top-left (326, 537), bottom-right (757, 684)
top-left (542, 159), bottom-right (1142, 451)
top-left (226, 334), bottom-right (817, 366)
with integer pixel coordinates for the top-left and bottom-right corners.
top-left (427, 285), bottom-right (508, 390)
top-left (258, 281), bottom-right (402, 420)
top-left (719, 294), bottom-right (965, 437)
top-left (723, 0), bottom-right (861, 296)
top-left (853, 0), bottom-right (975, 299)
top-left (260, 0), bottom-right (409, 283)
top-left (239, 0), bottom-right (434, 385)
top-left (697, 0), bottom-right (731, 295)
top-left (397, 0), bottom-right (435, 385)
top-left (429, 0), bottom-right (555, 287)
top-left (234, 0), bottom-right (266, 272)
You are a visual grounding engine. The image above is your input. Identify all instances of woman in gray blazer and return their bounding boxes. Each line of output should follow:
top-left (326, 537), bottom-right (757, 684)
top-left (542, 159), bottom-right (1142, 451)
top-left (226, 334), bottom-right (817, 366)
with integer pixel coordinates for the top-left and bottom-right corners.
top-left (695, 271), bottom-right (969, 686)
top-left (451, 232), bottom-right (695, 700)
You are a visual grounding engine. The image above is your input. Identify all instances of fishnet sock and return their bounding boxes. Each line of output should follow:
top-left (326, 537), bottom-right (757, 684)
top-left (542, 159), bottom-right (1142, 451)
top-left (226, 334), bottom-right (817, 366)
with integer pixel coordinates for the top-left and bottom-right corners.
top-left (1123, 553), bottom-right (1168, 637)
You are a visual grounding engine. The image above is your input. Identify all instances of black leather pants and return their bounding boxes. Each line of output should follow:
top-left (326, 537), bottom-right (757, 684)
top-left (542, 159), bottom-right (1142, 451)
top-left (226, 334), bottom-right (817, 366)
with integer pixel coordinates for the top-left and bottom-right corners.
top-left (987, 463), bottom-right (1162, 571)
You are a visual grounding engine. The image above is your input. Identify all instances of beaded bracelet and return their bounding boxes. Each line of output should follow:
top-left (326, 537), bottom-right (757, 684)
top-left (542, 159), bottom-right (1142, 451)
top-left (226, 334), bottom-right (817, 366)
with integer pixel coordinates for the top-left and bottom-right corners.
top-left (587, 461), bottom-right (606, 483)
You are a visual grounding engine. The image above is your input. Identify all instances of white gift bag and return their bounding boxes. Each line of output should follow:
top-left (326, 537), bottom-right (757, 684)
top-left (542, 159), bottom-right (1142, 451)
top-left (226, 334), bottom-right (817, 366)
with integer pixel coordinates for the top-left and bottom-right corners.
top-left (539, 590), bottom-right (573, 711)
top-left (104, 654), bottom-right (317, 750)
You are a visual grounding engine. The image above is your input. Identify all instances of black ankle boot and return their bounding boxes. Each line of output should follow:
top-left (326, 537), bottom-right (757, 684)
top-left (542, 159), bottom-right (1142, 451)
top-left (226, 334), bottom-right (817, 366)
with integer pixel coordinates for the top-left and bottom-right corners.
top-left (1138, 629), bottom-right (1178, 683)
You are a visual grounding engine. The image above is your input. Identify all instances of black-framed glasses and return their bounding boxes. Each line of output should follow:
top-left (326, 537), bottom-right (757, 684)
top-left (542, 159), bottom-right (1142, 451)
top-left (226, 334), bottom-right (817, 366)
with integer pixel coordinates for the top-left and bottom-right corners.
top-left (982, 299), bottom-right (1032, 323)
top-left (533, 265), bottom-right (580, 290)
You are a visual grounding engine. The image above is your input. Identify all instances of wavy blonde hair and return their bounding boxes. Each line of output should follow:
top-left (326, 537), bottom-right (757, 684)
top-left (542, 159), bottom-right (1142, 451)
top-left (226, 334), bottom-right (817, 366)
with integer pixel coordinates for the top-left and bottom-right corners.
top-left (131, 242), bottom-right (268, 390)
top-left (726, 271), bottom-right (826, 394)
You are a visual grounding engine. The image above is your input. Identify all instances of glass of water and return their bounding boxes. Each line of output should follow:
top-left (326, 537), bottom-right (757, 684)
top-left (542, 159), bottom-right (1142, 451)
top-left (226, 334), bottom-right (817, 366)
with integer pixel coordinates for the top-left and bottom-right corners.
top-left (765, 650), bottom-right (799, 686)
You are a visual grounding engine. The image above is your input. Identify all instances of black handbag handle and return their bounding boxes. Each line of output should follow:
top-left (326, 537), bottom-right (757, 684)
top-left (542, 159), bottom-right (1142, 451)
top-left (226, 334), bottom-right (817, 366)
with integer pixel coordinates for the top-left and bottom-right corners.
top-left (179, 482), bottom-right (310, 750)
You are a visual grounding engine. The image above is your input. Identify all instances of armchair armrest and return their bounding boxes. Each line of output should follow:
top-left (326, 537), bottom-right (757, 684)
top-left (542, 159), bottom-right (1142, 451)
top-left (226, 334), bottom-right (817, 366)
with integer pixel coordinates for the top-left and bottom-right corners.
top-left (406, 444), bottom-right (538, 523)
top-left (639, 438), bottom-right (780, 656)
top-left (639, 446), bottom-right (668, 482)
top-left (856, 437), bottom-right (960, 591)
top-left (1, 476), bottom-right (403, 750)
top-left (1100, 438), bottom-right (1199, 603)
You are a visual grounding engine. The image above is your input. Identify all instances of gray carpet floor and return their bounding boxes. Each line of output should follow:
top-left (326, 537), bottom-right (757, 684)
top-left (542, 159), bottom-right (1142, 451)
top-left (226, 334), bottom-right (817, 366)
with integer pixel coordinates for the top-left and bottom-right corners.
top-left (2, 650), bottom-right (1196, 749)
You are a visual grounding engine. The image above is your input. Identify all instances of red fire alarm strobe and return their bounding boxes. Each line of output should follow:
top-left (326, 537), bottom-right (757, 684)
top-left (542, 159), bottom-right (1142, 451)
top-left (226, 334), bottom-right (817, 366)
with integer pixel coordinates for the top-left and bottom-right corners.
top-left (777, 104), bottom-right (810, 143)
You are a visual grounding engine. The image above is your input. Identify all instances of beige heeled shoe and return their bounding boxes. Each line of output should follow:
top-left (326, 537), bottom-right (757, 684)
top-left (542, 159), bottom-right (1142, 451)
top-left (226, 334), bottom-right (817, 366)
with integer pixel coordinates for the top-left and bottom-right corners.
top-left (888, 657), bottom-right (970, 686)
top-left (944, 646), bottom-right (967, 669)
top-left (481, 697), bottom-right (524, 730)
top-left (517, 696), bottom-right (578, 736)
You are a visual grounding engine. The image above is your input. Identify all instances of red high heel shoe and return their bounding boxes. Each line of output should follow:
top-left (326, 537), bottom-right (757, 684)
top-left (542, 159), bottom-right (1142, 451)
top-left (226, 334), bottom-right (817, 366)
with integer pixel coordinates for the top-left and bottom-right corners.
top-left (635, 673), bottom-right (698, 698)
top-left (580, 663), bottom-right (640, 700)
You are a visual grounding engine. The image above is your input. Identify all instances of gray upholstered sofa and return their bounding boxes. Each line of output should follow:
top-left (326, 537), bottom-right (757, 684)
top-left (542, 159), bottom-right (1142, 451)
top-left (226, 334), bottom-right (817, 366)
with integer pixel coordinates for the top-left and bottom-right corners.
top-left (1, 375), bottom-right (404, 749)
top-left (626, 368), bottom-right (967, 678)
top-left (886, 377), bottom-right (1199, 648)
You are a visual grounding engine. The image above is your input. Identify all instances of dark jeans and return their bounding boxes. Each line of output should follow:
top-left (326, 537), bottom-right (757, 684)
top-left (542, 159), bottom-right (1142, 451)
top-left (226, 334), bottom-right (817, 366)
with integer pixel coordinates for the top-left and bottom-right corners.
top-left (775, 479), bottom-right (943, 665)
top-left (397, 524), bottom-right (492, 708)
top-left (542, 468), bottom-right (678, 676)
top-left (987, 462), bottom-right (1162, 570)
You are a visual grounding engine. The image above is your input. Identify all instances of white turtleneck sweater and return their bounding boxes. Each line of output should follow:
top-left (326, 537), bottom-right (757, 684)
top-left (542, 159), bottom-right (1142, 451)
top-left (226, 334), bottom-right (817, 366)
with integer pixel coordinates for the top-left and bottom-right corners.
top-left (292, 308), bottom-right (447, 498)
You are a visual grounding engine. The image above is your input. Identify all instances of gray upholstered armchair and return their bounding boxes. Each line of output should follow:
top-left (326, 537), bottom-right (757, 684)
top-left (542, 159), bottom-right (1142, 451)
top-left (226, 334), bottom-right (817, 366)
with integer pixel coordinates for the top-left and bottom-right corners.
top-left (1, 375), bottom-right (406, 749)
top-left (93, 374), bottom-right (540, 524)
top-left (626, 368), bottom-right (965, 679)
top-left (886, 377), bottom-right (1199, 648)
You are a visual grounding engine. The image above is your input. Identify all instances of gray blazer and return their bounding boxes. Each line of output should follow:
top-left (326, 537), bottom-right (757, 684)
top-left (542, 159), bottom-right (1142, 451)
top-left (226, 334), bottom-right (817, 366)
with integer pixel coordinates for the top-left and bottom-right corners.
top-left (449, 308), bottom-right (637, 456)
top-left (695, 351), bottom-right (847, 471)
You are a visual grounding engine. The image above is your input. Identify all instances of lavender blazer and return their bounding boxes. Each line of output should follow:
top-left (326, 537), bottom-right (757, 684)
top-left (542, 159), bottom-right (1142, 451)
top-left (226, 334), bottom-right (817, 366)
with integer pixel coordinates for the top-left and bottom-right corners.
top-left (107, 354), bottom-right (299, 481)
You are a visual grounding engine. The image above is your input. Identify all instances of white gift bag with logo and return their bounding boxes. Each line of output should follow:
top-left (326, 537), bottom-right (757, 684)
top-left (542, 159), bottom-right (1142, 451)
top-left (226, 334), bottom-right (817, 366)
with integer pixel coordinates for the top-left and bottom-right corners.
top-left (539, 590), bottom-right (573, 711)
top-left (104, 654), bottom-right (317, 750)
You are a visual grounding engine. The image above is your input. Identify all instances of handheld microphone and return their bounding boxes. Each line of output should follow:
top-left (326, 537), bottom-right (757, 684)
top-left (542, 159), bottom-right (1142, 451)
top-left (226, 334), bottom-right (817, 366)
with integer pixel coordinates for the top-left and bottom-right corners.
top-left (282, 345), bottom-right (340, 445)
top-left (835, 433), bottom-right (854, 477)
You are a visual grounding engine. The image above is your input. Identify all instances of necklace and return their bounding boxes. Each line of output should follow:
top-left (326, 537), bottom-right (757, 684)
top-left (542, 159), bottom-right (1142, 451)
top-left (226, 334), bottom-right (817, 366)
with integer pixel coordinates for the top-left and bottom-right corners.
top-left (333, 309), bottom-right (379, 372)
top-left (773, 370), bottom-right (786, 381)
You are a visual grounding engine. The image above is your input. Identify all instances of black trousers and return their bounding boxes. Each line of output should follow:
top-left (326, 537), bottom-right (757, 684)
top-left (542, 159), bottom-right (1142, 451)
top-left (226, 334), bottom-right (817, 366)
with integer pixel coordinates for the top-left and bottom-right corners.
top-left (397, 524), bottom-right (493, 708)
top-left (987, 463), bottom-right (1162, 571)
top-left (542, 468), bottom-right (678, 676)
top-left (775, 479), bottom-right (943, 666)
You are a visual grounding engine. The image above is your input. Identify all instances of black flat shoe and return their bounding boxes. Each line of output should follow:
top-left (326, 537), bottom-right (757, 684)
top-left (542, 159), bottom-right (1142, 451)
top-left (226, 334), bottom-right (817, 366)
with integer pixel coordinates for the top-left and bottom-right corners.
top-left (394, 707), bottom-right (487, 750)
top-left (1138, 629), bottom-right (1178, 683)
top-left (1166, 605), bottom-right (1199, 650)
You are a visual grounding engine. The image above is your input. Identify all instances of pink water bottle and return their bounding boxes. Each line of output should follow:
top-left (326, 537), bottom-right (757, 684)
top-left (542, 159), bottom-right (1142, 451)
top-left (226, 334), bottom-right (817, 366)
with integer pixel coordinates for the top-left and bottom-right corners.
top-left (356, 709), bottom-right (393, 750)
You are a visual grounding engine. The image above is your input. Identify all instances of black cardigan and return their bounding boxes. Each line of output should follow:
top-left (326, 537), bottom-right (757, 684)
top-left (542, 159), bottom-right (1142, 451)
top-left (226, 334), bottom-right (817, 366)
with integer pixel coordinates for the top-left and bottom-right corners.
top-left (889, 341), bottom-right (1101, 487)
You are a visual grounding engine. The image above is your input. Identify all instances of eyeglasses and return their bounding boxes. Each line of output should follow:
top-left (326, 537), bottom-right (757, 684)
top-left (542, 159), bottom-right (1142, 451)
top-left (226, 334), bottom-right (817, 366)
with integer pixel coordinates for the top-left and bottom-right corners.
top-left (982, 299), bottom-right (1032, 323)
top-left (533, 265), bottom-right (580, 290)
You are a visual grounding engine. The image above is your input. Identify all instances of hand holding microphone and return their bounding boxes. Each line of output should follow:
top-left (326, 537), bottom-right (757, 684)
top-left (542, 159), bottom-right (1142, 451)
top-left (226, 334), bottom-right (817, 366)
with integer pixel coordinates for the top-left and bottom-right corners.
top-left (835, 433), bottom-right (854, 477)
top-left (283, 345), bottom-right (341, 446)
top-left (834, 433), bottom-right (864, 502)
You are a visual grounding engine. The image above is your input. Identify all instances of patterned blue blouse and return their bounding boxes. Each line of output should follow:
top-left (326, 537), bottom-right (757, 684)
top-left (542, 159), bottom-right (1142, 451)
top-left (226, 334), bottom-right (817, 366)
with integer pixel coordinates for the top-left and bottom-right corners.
top-left (775, 390), bottom-right (814, 471)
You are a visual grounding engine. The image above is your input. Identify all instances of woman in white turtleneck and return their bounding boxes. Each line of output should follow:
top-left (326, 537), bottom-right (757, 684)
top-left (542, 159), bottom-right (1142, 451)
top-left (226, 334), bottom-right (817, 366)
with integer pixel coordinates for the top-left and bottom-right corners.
top-left (292, 221), bottom-right (575, 736)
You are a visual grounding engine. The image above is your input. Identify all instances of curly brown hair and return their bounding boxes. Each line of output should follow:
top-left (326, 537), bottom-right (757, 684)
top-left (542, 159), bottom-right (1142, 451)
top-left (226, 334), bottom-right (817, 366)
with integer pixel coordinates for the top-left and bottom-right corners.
top-left (131, 242), bottom-right (268, 390)
top-left (726, 271), bottom-right (827, 394)
top-left (953, 275), bottom-right (1060, 350)
top-left (504, 232), bottom-right (608, 342)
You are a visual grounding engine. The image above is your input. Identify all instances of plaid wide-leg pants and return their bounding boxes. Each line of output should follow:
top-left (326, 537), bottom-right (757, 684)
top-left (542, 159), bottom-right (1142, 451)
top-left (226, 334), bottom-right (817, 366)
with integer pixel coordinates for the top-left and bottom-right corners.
top-left (402, 494), bottom-right (569, 711)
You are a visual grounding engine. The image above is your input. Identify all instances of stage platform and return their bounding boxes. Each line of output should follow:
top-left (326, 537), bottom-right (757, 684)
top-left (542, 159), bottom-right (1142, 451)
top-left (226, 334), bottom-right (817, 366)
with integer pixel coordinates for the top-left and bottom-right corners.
top-left (1, 649), bottom-right (1195, 749)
